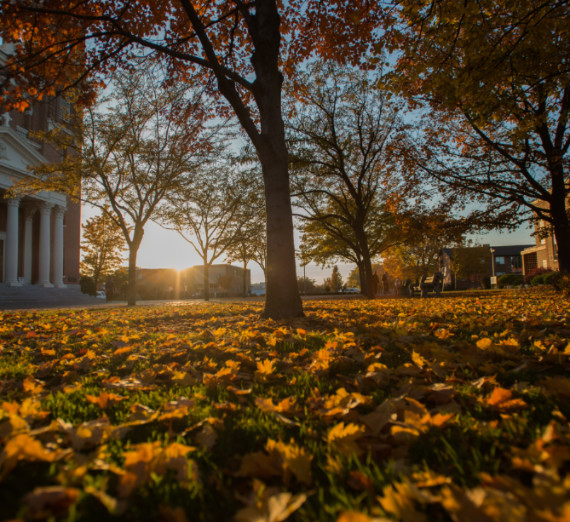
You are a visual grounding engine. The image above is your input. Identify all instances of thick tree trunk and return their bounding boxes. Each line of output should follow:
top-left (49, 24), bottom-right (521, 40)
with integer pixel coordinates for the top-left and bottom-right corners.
top-left (127, 246), bottom-right (138, 306)
top-left (356, 228), bottom-right (374, 298)
top-left (260, 151), bottom-right (303, 318)
top-left (548, 165), bottom-right (570, 273)
top-left (551, 203), bottom-right (570, 273)
top-left (243, 259), bottom-right (248, 297)
top-left (249, 1), bottom-right (303, 319)
top-left (203, 262), bottom-right (210, 301)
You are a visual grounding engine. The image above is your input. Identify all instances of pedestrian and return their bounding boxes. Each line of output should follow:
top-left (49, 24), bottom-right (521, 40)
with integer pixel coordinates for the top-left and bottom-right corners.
top-left (372, 273), bottom-right (379, 296)
top-left (382, 272), bottom-right (389, 295)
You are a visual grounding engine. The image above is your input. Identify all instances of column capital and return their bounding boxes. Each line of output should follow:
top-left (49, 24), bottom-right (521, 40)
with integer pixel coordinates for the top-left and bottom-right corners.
top-left (53, 204), bottom-right (66, 218)
top-left (5, 196), bottom-right (21, 208)
top-left (39, 201), bottom-right (53, 214)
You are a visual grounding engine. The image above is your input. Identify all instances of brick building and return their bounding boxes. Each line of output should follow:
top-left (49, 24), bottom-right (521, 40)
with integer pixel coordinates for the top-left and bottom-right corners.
top-left (0, 47), bottom-right (80, 287)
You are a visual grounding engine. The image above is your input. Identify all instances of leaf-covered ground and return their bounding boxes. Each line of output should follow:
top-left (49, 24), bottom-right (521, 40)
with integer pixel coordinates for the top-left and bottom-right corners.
top-left (1, 288), bottom-right (569, 521)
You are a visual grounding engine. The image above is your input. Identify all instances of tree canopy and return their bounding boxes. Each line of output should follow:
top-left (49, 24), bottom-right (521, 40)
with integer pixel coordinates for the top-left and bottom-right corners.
top-left (291, 63), bottom-right (405, 298)
top-left (391, 0), bottom-right (570, 271)
top-left (0, 0), bottom-right (382, 318)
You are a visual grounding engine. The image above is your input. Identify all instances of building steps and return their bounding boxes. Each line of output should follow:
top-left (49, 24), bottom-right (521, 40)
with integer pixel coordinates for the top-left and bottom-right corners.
top-left (0, 285), bottom-right (104, 310)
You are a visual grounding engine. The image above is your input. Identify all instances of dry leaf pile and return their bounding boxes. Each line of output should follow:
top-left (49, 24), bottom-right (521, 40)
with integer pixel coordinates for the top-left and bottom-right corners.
top-left (1, 287), bottom-right (569, 520)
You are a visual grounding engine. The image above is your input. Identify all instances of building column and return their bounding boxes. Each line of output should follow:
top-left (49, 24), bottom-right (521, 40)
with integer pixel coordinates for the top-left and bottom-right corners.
top-left (4, 197), bottom-right (21, 286)
top-left (52, 205), bottom-right (66, 288)
top-left (23, 206), bottom-right (37, 284)
top-left (37, 202), bottom-right (53, 287)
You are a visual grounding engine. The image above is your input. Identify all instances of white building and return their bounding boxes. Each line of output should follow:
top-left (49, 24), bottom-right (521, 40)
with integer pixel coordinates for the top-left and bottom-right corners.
top-left (0, 47), bottom-right (80, 287)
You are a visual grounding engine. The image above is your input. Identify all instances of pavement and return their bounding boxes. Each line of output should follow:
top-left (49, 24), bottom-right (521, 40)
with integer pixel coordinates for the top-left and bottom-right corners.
top-left (0, 284), bottom-right (107, 310)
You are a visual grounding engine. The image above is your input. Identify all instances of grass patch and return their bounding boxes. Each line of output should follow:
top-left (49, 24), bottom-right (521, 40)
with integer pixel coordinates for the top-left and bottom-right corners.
top-left (0, 288), bottom-right (569, 520)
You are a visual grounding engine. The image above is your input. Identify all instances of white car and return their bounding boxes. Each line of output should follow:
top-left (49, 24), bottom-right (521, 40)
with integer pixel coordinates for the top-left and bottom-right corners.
top-left (96, 290), bottom-right (106, 299)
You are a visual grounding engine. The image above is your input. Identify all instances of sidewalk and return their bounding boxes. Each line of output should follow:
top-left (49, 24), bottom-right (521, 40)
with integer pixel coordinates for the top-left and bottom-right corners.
top-left (0, 285), bottom-right (106, 310)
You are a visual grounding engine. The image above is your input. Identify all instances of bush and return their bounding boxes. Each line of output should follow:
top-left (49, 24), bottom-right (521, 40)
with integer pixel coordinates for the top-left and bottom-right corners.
top-left (543, 272), bottom-right (562, 286)
top-left (79, 275), bottom-right (96, 295)
top-left (497, 274), bottom-right (524, 288)
top-left (552, 273), bottom-right (570, 296)
top-left (531, 272), bottom-right (552, 286)
top-left (524, 267), bottom-right (550, 284)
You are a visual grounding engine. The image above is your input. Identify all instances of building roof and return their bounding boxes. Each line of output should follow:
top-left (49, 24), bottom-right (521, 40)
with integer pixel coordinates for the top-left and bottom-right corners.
top-left (490, 245), bottom-right (534, 256)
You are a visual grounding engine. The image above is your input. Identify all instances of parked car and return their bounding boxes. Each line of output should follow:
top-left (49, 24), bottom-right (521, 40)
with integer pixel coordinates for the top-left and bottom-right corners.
top-left (343, 287), bottom-right (360, 294)
top-left (96, 290), bottom-right (106, 299)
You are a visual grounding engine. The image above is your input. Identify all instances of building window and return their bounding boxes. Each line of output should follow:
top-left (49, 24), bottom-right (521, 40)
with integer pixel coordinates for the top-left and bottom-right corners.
top-left (510, 255), bottom-right (522, 269)
top-left (524, 253), bottom-right (538, 272)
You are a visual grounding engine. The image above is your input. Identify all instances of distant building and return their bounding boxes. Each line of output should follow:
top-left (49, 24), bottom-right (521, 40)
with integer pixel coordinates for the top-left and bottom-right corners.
top-left (439, 244), bottom-right (531, 289)
top-left (182, 264), bottom-right (251, 297)
top-left (489, 245), bottom-right (531, 276)
top-left (134, 264), bottom-right (251, 299)
top-left (0, 46), bottom-right (80, 287)
top-left (135, 268), bottom-right (179, 300)
top-left (520, 196), bottom-right (569, 275)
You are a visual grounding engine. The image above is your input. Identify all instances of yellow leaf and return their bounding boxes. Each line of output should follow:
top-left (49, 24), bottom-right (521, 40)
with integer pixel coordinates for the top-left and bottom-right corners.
top-left (0, 433), bottom-right (59, 479)
top-left (22, 377), bottom-right (44, 394)
top-left (85, 391), bottom-right (125, 410)
top-left (486, 388), bottom-right (526, 412)
top-left (326, 422), bottom-right (365, 457)
top-left (235, 489), bottom-right (307, 522)
top-left (266, 439), bottom-right (313, 486)
top-left (476, 338), bottom-right (493, 350)
top-left (256, 359), bottom-right (275, 375)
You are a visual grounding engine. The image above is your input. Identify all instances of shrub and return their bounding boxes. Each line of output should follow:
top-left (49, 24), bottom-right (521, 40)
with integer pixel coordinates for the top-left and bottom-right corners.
top-left (552, 273), bottom-right (570, 296)
top-left (497, 274), bottom-right (524, 288)
top-left (543, 271), bottom-right (561, 286)
top-left (524, 267), bottom-right (550, 284)
top-left (531, 273), bottom-right (551, 286)
top-left (79, 275), bottom-right (96, 295)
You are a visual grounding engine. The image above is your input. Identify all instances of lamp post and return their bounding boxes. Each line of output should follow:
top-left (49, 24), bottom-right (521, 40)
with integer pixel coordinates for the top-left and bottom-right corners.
top-left (297, 248), bottom-right (309, 295)
top-left (490, 247), bottom-right (496, 288)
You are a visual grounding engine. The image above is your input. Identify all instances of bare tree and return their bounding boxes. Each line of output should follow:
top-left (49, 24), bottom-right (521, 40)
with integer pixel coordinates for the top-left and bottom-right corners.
top-left (161, 166), bottom-right (248, 301)
top-left (33, 67), bottom-right (212, 305)
top-left (290, 63), bottom-right (405, 298)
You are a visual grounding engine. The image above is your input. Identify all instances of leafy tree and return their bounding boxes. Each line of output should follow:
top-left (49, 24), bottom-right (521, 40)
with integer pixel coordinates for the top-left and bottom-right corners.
top-left (225, 171), bottom-right (267, 296)
top-left (0, 0), bottom-right (381, 317)
top-left (449, 244), bottom-right (492, 289)
top-left (80, 209), bottom-right (126, 291)
top-left (391, 0), bottom-right (570, 272)
top-left (31, 69), bottom-right (209, 305)
top-left (291, 63), bottom-right (405, 298)
top-left (382, 212), bottom-right (466, 282)
top-left (297, 276), bottom-right (318, 295)
top-left (161, 167), bottom-right (247, 301)
top-left (324, 265), bottom-right (343, 293)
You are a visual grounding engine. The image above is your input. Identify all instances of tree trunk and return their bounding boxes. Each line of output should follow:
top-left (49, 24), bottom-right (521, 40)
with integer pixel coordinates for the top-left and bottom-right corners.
top-left (127, 245), bottom-right (138, 306)
top-left (355, 228), bottom-right (374, 298)
top-left (260, 153), bottom-right (303, 318)
top-left (203, 262), bottom-right (210, 301)
top-left (551, 205), bottom-right (570, 273)
top-left (243, 259), bottom-right (248, 297)
top-left (249, 0), bottom-right (303, 319)
top-left (549, 168), bottom-right (570, 273)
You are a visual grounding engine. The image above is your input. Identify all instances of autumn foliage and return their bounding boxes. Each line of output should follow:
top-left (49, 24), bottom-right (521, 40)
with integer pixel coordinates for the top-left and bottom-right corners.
top-left (1, 289), bottom-right (569, 520)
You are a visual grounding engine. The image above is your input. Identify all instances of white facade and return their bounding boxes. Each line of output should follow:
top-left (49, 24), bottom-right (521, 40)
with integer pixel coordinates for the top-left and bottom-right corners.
top-left (0, 117), bottom-right (71, 287)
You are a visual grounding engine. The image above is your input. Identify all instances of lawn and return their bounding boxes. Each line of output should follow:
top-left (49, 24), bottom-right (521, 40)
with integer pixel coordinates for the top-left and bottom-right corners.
top-left (1, 288), bottom-right (569, 521)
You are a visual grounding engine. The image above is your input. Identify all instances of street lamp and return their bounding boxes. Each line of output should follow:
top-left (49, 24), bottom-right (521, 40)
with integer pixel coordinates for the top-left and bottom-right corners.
top-left (490, 247), bottom-right (496, 288)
